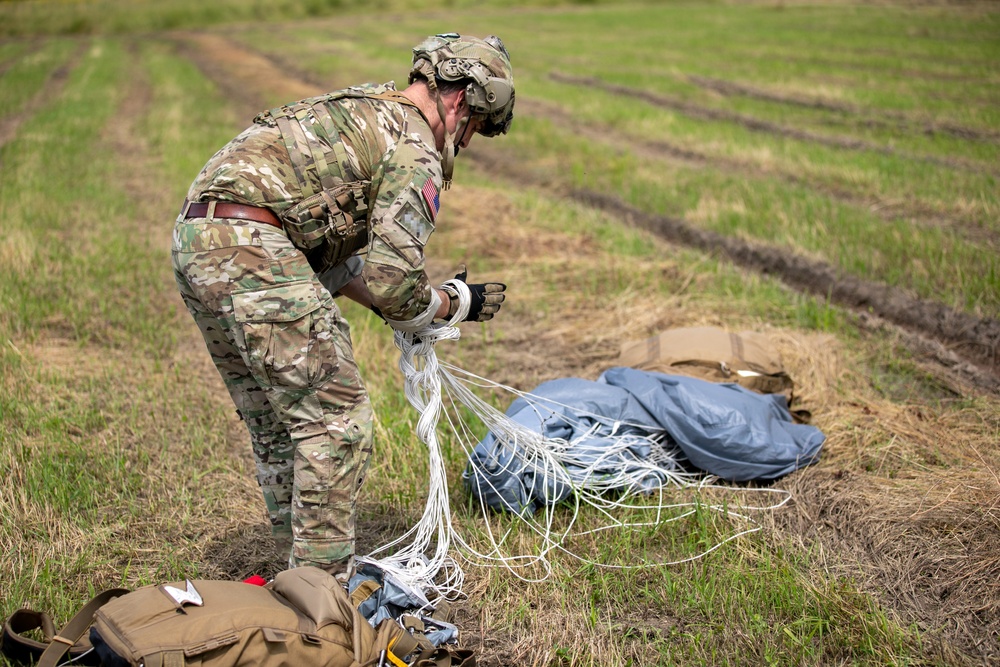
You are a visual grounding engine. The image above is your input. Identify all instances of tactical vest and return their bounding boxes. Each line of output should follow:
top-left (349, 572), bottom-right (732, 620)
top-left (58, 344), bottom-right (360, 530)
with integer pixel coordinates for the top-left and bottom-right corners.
top-left (253, 87), bottom-right (423, 273)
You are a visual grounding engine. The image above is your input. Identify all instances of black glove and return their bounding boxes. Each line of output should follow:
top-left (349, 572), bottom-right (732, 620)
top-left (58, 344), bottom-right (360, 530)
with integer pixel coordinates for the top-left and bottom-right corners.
top-left (452, 268), bottom-right (506, 322)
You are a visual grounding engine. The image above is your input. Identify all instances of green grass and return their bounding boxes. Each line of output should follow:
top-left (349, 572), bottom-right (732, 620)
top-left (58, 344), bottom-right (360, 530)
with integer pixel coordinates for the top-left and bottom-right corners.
top-left (0, 0), bottom-right (628, 37)
top-left (448, 504), bottom-right (929, 664)
top-left (242, 4), bottom-right (999, 316)
top-left (0, 38), bottom-right (79, 119)
top-left (489, 110), bottom-right (998, 314)
top-left (0, 34), bottom-right (247, 626)
top-left (0, 40), bottom-right (169, 351)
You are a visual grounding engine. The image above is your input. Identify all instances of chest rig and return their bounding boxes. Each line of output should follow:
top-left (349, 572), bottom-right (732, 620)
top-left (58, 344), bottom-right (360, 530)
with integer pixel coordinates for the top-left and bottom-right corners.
top-left (254, 87), bottom-right (421, 273)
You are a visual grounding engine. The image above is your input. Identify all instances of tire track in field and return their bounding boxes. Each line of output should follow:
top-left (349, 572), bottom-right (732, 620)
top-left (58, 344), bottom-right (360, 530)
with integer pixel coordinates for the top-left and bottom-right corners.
top-left (686, 74), bottom-right (1000, 144)
top-left (108, 41), bottom-right (177, 235)
top-left (169, 31), bottom-right (323, 122)
top-left (113, 38), bottom-right (272, 579)
top-left (551, 72), bottom-right (999, 177)
top-left (464, 144), bottom-right (1000, 393)
top-left (568, 189), bottom-right (1000, 388)
top-left (519, 97), bottom-right (1000, 252)
top-left (0, 40), bottom-right (86, 154)
top-left (0, 39), bottom-right (43, 78)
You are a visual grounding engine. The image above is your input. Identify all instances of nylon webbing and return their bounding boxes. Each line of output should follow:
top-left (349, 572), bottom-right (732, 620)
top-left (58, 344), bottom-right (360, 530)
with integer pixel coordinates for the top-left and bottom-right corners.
top-left (37, 589), bottom-right (129, 667)
top-left (275, 113), bottom-right (316, 200)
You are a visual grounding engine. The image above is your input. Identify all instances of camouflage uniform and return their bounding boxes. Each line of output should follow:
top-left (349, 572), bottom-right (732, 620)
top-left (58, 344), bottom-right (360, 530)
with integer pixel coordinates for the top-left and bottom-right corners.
top-left (172, 83), bottom-right (445, 574)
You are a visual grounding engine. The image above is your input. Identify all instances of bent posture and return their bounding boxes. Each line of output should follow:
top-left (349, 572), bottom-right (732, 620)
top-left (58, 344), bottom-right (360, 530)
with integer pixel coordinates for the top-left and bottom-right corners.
top-left (172, 34), bottom-right (515, 577)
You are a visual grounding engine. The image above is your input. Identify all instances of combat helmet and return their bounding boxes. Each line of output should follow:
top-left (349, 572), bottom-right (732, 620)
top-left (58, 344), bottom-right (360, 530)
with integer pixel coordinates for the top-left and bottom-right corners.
top-left (409, 33), bottom-right (515, 185)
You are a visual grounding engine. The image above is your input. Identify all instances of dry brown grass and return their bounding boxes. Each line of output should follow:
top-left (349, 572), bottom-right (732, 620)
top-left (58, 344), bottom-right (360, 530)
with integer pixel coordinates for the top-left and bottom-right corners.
top-left (433, 182), bottom-right (1000, 663)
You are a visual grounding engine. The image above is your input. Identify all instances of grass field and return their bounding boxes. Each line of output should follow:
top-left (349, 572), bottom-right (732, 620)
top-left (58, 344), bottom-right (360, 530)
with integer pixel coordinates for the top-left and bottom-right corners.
top-left (1, 1), bottom-right (998, 665)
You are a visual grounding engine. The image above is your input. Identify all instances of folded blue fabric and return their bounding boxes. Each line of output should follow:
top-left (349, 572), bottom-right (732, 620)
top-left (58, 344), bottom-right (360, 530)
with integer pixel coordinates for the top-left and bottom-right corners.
top-left (465, 368), bottom-right (824, 513)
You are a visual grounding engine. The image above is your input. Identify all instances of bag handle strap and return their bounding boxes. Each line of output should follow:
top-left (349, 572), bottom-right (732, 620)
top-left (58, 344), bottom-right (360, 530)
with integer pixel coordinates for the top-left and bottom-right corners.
top-left (2, 609), bottom-right (58, 665)
top-left (37, 588), bottom-right (129, 667)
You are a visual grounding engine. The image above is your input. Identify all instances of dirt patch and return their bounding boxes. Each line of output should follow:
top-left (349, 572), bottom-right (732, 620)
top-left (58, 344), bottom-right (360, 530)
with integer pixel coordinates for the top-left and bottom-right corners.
top-left (551, 72), bottom-right (998, 178)
top-left (200, 523), bottom-right (288, 582)
top-left (169, 31), bottom-right (321, 123)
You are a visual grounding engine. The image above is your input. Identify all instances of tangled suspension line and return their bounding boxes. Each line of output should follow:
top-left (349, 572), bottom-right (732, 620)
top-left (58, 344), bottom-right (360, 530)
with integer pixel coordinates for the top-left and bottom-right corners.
top-left (363, 281), bottom-right (792, 601)
top-left (362, 279), bottom-right (471, 600)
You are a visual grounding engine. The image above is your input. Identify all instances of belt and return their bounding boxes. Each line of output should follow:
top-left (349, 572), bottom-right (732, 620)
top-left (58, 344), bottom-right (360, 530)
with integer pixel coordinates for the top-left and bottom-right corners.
top-left (181, 199), bottom-right (282, 229)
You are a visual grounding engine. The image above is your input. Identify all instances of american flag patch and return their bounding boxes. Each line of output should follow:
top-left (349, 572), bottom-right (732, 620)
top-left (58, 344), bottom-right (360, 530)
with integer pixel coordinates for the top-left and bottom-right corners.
top-left (421, 178), bottom-right (440, 221)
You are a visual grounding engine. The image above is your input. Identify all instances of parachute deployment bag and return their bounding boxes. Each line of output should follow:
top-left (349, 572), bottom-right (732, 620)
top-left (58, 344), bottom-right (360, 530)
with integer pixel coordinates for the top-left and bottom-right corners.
top-left (10, 567), bottom-right (416, 667)
top-left (618, 326), bottom-right (795, 402)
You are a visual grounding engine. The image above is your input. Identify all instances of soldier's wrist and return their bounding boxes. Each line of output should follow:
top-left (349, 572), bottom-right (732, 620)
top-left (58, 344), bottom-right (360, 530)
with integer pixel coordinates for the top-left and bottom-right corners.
top-left (440, 285), bottom-right (460, 318)
top-left (431, 288), bottom-right (453, 320)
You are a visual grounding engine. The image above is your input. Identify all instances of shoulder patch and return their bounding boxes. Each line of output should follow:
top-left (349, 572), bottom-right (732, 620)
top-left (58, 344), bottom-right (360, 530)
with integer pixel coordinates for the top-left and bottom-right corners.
top-left (421, 178), bottom-right (440, 221)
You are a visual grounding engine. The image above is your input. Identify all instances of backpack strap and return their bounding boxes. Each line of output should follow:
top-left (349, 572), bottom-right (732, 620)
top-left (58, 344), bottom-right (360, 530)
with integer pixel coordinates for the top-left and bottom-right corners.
top-left (2, 609), bottom-right (60, 665)
top-left (36, 589), bottom-right (129, 667)
top-left (2, 607), bottom-right (110, 666)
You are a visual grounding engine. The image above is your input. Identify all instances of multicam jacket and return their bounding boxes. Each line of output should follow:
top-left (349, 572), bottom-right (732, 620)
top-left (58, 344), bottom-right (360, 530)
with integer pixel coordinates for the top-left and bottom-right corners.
top-left (185, 82), bottom-right (444, 326)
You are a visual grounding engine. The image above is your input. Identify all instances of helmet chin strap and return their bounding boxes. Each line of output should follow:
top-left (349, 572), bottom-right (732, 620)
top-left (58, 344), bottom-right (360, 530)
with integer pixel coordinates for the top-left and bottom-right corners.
top-left (434, 93), bottom-right (455, 190)
top-left (434, 91), bottom-right (473, 190)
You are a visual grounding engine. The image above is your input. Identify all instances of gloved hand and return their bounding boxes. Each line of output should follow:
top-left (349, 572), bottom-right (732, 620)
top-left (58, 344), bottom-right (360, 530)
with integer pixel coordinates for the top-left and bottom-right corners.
top-left (451, 267), bottom-right (506, 322)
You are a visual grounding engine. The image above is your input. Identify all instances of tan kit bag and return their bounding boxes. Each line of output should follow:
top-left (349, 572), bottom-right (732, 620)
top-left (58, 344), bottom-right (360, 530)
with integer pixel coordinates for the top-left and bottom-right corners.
top-left (617, 326), bottom-right (795, 402)
top-left (26, 567), bottom-right (420, 667)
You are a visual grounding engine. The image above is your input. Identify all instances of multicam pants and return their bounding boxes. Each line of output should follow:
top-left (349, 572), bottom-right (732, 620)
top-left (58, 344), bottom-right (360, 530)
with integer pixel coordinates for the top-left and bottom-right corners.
top-left (171, 212), bottom-right (373, 575)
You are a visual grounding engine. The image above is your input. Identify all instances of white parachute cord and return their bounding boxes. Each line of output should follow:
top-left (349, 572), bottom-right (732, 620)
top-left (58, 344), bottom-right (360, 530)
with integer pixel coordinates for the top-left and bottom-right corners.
top-left (364, 280), bottom-right (471, 599)
top-left (443, 360), bottom-right (792, 576)
top-left (365, 278), bottom-right (792, 598)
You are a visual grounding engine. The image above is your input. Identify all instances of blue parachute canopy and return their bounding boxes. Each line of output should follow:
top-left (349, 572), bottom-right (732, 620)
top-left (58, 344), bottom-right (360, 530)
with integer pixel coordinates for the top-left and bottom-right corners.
top-left (464, 367), bottom-right (825, 513)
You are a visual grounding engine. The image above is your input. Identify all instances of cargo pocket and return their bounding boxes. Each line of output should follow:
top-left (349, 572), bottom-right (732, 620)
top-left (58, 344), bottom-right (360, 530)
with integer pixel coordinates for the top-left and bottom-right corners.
top-left (232, 281), bottom-right (326, 390)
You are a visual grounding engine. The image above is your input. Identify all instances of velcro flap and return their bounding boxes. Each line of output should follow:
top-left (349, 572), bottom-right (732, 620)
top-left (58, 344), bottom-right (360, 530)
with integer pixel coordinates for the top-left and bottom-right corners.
top-left (262, 627), bottom-right (287, 643)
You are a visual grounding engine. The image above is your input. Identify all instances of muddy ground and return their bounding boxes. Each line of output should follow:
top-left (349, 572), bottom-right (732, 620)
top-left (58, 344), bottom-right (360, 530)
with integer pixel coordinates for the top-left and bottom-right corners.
top-left (5, 30), bottom-right (990, 665)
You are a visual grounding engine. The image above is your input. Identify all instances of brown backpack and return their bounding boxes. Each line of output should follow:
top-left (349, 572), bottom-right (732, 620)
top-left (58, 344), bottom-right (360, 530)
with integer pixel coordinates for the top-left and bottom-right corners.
top-left (617, 326), bottom-right (795, 402)
top-left (5, 567), bottom-right (422, 667)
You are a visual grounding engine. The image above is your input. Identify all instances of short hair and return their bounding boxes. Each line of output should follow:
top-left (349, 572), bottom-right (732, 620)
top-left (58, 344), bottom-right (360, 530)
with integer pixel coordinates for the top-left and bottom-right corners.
top-left (411, 72), bottom-right (467, 97)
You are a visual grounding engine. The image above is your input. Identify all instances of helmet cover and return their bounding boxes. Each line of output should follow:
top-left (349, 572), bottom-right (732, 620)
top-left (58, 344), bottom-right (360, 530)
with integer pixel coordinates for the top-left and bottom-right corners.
top-left (410, 33), bottom-right (514, 137)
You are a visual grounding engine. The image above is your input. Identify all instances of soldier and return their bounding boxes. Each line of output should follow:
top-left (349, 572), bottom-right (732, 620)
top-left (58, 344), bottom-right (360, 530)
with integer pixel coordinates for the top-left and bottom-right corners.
top-left (172, 34), bottom-right (514, 578)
